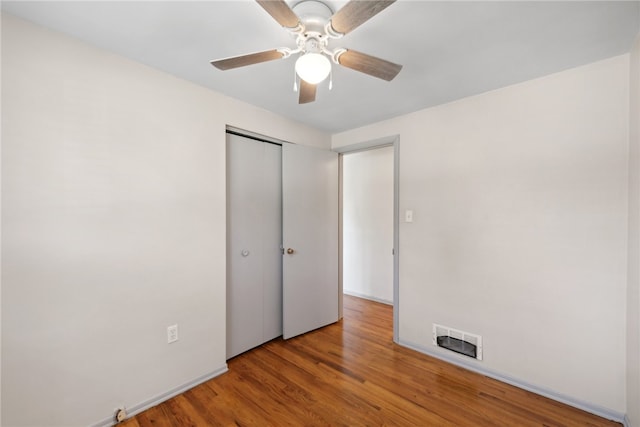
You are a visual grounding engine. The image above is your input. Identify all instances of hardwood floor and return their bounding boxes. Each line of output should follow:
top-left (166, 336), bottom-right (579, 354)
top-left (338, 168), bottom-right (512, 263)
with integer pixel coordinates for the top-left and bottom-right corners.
top-left (122, 296), bottom-right (621, 426)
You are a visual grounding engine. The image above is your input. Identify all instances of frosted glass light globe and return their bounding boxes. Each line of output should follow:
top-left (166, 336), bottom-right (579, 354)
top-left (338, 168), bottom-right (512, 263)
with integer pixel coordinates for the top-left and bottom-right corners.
top-left (295, 53), bottom-right (331, 84)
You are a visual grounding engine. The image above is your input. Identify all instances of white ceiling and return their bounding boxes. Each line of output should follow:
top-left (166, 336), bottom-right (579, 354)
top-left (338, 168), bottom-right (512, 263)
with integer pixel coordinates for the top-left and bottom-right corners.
top-left (2, 1), bottom-right (639, 133)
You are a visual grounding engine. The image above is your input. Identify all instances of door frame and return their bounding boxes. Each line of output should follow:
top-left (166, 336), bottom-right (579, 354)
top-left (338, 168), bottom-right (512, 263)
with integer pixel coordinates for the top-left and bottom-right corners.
top-left (334, 135), bottom-right (400, 343)
top-left (226, 125), bottom-right (341, 343)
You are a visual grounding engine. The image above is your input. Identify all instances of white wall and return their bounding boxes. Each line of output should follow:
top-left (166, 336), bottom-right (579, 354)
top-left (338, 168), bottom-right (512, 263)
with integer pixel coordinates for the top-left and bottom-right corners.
top-left (0, 11), bottom-right (3, 425)
top-left (628, 30), bottom-right (640, 427)
top-left (343, 146), bottom-right (394, 303)
top-left (333, 55), bottom-right (629, 415)
top-left (1, 14), bottom-right (329, 427)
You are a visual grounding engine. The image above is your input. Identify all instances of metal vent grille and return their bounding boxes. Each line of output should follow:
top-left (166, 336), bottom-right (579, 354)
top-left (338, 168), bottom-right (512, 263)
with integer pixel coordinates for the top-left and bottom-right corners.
top-left (433, 324), bottom-right (483, 361)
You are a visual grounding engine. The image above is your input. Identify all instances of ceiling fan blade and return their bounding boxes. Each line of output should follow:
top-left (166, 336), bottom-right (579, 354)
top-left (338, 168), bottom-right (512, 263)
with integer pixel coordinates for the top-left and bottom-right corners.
top-left (298, 79), bottom-right (317, 104)
top-left (256, 0), bottom-right (300, 29)
top-left (337, 49), bottom-right (402, 81)
top-left (211, 49), bottom-right (285, 71)
top-left (329, 0), bottom-right (395, 35)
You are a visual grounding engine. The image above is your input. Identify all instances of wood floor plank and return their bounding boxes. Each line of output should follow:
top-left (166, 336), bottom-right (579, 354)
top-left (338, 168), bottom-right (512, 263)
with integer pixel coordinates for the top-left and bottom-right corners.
top-left (130, 405), bottom-right (173, 427)
top-left (121, 296), bottom-right (621, 426)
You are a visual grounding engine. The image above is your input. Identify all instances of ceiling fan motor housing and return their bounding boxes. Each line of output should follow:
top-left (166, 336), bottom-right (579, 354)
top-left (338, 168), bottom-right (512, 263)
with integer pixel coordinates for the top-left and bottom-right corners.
top-left (292, 0), bottom-right (334, 34)
top-left (291, 0), bottom-right (336, 54)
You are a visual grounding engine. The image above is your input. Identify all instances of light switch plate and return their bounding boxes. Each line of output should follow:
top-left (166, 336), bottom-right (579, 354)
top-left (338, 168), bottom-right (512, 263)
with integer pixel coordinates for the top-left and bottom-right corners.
top-left (167, 324), bottom-right (178, 343)
top-left (405, 210), bottom-right (413, 223)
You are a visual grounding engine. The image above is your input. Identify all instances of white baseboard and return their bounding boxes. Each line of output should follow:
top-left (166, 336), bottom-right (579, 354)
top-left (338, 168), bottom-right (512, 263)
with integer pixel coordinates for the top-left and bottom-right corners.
top-left (90, 365), bottom-right (229, 427)
top-left (398, 339), bottom-right (626, 424)
top-left (343, 290), bottom-right (392, 306)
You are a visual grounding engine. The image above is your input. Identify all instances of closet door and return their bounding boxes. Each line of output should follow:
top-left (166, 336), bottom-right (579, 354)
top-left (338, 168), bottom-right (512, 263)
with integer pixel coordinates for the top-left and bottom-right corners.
top-left (227, 133), bottom-right (282, 359)
top-left (282, 143), bottom-right (339, 339)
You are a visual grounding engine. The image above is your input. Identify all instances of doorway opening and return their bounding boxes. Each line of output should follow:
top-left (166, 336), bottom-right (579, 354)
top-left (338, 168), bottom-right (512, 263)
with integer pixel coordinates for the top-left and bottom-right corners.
top-left (336, 136), bottom-right (400, 342)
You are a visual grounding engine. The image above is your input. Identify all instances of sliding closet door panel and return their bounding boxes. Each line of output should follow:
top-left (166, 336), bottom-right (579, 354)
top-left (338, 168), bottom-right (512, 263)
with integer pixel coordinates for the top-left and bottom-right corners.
top-left (261, 142), bottom-right (283, 341)
top-left (227, 134), bottom-right (282, 359)
top-left (282, 143), bottom-right (339, 339)
top-left (227, 135), bottom-right (263, 358)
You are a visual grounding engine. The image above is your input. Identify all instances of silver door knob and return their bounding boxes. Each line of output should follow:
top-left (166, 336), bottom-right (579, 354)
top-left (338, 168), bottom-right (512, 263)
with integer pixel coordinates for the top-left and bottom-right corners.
top-left (286, 248), bottom-right (295, 255)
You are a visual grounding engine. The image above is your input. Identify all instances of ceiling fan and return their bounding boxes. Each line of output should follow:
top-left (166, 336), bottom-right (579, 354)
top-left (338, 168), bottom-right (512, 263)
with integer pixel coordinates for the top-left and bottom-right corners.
top-left (210, 0), bottom-right (402, 104)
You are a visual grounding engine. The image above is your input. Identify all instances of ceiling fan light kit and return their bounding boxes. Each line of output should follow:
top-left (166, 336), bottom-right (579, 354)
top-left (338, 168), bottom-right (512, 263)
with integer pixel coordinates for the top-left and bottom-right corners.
top-left (211, 0), bottom-right (402, 104)
top-left (295, 52), bottom-right (331, 84)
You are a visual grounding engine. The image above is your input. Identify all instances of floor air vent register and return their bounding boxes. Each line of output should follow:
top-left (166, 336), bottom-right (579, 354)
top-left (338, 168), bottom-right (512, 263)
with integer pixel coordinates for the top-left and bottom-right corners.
top-left (433, 324), bottom-right (483, 361)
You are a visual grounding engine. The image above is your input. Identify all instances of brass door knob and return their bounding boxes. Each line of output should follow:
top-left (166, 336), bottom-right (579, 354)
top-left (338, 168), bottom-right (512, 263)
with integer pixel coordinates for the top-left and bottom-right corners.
top-left (286, 248), bottom-right (295, 254)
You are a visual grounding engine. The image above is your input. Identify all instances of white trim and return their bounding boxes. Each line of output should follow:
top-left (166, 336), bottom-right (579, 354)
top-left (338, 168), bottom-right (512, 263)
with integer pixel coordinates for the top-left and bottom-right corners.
top-left (225, 125), bottom-right (289, 146)
top-left (344, 290), bottom-right (392, 306)
top-left (624, 414), bottom-right (631, 427)
top-left (398, 339), bottom-right (626, 424)
top-left (332, 135), bottom-right (397, 154)
top-left (90, 365), bottom-right (228, 427)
